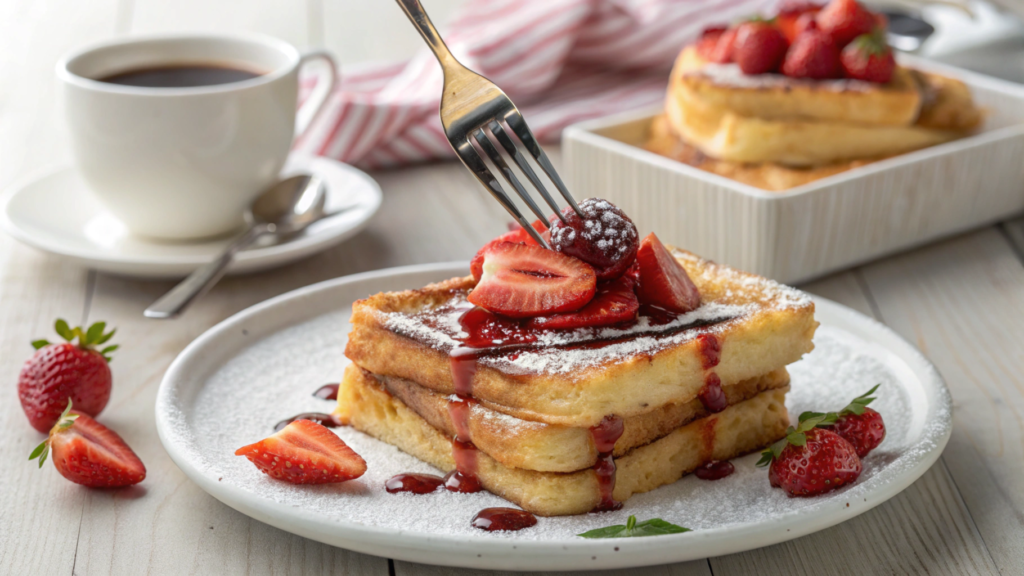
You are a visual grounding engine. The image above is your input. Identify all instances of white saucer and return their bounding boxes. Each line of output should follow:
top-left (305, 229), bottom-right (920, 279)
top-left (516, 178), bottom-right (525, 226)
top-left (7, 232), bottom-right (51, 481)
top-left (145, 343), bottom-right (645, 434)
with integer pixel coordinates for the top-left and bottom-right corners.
top-left (0, 153), bottom-right (382, 278)
top-left (155, 262), bottom-right (952, 571)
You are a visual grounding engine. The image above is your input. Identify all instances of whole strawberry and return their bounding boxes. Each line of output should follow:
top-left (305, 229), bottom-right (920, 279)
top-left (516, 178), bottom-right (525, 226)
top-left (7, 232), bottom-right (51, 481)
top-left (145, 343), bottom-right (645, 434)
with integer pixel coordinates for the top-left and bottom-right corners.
top-left (777, 2), bottom-right (822, 43)
top-left (18, 319), bottom-right (117, 433)
top-left (840, 31), bottom-right (895, 83)
top-left (816, 0), bottom-right (875, 48)
top-left (734, 21), bottom-right (789, 75)
top-left (759, 426), bottom-right (862, 497)
top-left (29, 400), bottom-right (146, 487)
top-left (829, 385), bottom-right (887, 456)
top-left (781, 29), bottom-right (842, 79)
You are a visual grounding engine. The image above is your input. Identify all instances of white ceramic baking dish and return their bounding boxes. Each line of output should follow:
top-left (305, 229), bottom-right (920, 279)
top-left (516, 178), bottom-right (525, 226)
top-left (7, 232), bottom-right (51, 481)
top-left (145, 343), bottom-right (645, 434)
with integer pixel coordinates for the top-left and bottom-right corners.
top-left (562, 56), bottom-right (1024, 284)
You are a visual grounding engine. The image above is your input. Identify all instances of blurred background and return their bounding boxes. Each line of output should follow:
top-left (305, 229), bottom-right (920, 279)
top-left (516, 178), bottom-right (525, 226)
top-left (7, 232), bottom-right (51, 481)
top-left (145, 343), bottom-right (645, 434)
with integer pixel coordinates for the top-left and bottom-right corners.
top-left (4, 0), bottom-right (1024, 192)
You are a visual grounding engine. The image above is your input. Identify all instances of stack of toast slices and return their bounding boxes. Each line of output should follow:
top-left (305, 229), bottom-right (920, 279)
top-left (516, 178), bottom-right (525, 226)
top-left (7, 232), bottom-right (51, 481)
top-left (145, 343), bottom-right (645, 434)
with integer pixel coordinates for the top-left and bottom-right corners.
top-left (337, 248), bottom-right (818, 516)
top-left (645, 46), bottom-right (982, 191)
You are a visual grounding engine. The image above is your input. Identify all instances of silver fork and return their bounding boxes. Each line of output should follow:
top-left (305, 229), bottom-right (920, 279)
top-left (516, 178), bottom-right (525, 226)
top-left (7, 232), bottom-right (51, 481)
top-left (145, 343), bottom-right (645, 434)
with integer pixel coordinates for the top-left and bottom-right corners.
top-left (396, 0), bottom-right (583, 248)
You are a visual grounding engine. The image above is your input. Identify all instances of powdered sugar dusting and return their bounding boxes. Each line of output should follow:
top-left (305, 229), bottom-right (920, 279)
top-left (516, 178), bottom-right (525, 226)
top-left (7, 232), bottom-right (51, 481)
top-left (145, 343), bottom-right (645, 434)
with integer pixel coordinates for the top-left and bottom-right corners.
top-left (162, 305), bottom-right (950, 544)
top-left (381, 293), bottom-right (749, 376)
top-left (692, 63), bottom-right (876, 93)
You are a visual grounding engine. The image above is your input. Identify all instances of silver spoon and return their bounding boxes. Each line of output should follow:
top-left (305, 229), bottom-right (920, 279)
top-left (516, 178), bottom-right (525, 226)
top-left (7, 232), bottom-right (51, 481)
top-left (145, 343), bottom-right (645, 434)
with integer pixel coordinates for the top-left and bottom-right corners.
top-left (144, 175), bottom-right (328, 319)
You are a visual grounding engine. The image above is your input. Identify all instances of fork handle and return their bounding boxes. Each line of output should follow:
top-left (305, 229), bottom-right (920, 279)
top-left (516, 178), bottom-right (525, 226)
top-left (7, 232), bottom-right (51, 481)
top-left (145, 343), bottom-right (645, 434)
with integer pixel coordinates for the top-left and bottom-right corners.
top-left (396, 0), bottom-right (458, 67)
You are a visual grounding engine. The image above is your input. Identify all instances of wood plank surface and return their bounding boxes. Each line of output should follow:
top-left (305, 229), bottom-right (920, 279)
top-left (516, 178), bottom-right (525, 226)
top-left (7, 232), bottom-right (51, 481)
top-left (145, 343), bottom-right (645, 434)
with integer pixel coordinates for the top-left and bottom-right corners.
top-left (1, 0), bottom-right (1021, 574)
top-left (858, 226), bottom-right (1024, 575)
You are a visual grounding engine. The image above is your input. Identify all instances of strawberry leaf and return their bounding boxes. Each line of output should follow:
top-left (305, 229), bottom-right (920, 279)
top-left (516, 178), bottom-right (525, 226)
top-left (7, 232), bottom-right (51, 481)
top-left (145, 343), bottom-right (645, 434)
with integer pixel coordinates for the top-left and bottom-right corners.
top-left (31, 339), bottom-right (50, 350)
top-left (96, 328), bottom-right (116, 345)
top-left (55, 399), bottom-right (78, 430)
top-left (756, 448), bottom-right (775, 467)
top-left (85, 322), bottom-right (106, 345)
top-left (55, 319), bottom-right (74, 341)
top-left (786, 431), bottom-right (807, 446)
top-left (29, 440), bottom-right (49, 468)
top-left (840, 384), bottom-right (879, 416)
top-left (577, 515), bottom-right (690, 538)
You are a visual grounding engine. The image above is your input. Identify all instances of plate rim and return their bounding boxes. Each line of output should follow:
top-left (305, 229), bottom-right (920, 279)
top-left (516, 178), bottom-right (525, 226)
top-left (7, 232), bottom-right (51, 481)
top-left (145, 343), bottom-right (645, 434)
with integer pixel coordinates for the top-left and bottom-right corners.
top-left (0, 155), bottom-right (382, 276)
top-left (155, 262), bottom-right (953, 571)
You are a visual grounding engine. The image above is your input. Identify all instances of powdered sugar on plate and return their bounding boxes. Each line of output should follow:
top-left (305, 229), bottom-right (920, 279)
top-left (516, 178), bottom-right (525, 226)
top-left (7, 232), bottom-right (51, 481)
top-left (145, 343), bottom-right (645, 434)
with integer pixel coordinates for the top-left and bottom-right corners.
top-left (163, 308), bottom-right (949, 542)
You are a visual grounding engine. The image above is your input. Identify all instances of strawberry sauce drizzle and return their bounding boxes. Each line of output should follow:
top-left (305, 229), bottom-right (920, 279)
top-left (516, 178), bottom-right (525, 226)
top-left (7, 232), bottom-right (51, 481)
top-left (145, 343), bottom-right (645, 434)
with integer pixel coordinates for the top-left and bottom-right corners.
top-left (312, 383), bottom-right (340, 401)
top-left (443, 310), bottom-right (486, 494)
top-left (695, 460), bottom-right (735, 480)
top-left (696, 334), bottom-right (728, 414)
top-left (385, 473), bottom-right (444, 494)
top-left (273, 412), bottom-right (342, 432)
top-left (589, 415), bottom-right (625, 512)
top-left (471, 507), bottom-right (538, 532)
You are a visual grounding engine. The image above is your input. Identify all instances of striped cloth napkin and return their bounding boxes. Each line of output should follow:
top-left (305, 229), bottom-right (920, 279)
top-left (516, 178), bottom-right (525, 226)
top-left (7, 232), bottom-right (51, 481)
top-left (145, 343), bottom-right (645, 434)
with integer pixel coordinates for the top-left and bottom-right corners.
top-left (296, 0), bottom-right (780, 169)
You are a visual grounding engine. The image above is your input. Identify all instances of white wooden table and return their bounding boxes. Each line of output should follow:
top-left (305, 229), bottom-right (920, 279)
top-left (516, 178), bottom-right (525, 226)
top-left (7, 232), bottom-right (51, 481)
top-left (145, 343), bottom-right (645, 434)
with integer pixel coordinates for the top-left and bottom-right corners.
top-left (3, 1), bottom-right (1024, 574)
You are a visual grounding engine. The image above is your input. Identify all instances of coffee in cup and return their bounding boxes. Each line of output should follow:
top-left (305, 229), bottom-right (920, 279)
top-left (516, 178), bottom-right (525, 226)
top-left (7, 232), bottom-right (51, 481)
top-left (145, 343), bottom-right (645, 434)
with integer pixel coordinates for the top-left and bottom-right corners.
top-left (58, 33), bottom-right (336, 240)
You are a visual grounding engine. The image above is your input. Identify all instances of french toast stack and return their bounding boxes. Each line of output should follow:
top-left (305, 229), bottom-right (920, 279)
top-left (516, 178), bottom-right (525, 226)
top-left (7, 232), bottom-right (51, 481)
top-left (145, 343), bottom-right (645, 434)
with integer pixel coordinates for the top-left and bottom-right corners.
top-left (337, 248), bottom-right (818, 516)
top-left (645, 0), bottom-right (983, 191)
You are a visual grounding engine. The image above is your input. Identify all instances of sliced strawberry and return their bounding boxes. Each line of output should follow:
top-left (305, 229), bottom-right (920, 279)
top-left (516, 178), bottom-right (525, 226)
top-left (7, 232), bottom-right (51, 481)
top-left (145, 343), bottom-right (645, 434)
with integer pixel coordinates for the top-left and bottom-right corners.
top-left (635, 233), bottom-right (700, 314)
top-left (470, 220), bottom-right (548, 281)
top-left (235, 419), bottom-right (367, 484)
top-left (469, 242), bottom-right (596, 318)
top-left (30, 401), bottom-right (146, 488)
top-left (525, 276), bottom-right (638, 330)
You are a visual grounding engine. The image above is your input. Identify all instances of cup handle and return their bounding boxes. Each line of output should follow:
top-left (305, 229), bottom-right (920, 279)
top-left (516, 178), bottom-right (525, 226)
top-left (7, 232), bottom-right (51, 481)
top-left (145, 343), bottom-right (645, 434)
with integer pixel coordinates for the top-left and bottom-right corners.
top-left (294, 50), bottom-right (339, 140)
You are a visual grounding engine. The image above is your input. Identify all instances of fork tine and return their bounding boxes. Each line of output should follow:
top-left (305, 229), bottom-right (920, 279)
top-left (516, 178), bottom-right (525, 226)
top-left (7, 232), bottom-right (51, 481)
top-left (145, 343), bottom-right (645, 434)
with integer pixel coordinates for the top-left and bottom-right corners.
top-left (452, 138), bottom-right (550, 248)
top-left (503, 109), bottom-right (583, 217)
top-left (471, 128), bottom-right (550, 228)
top-left (487, 120), bottom-right (566, 224)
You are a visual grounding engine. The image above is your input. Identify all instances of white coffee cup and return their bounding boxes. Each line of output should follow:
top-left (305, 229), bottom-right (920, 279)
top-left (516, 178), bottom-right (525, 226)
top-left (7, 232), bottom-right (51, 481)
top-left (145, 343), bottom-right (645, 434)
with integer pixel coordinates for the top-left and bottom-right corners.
top-left (58, 33), bottom-right (336, 241)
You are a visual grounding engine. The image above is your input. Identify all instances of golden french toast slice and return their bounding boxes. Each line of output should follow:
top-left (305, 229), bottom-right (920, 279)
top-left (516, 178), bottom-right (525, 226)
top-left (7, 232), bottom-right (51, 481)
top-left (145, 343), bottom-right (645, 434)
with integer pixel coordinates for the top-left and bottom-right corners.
top-left (644, 114), bottom-right (878, 191)
top-left (674, 46), bottom-right (923, 126)
top-left (345, 248), bottom-right (816, 428)
top-left (361, 365), bottom-right (789, 472)
top-left (336, 366), bottom-right (790, 516)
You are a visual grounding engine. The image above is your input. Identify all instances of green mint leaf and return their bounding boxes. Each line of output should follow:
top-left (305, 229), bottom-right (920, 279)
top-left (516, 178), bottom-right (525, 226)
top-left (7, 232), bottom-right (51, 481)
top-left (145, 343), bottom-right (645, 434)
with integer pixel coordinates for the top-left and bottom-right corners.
top-left (31, 339), bottom-right (50, 350)
top-left (578, 525), bottom-right (630, 539)
top-left (631, 518), bottom-right (690, 536)
top-left (55, 319), bottom-right (73, 341)
top-left (96, 328), bottom-right (116, 345)
top-left (85, 322), bottom-right (106, 345)
top-left (578, 516), bottom-right (690, 539)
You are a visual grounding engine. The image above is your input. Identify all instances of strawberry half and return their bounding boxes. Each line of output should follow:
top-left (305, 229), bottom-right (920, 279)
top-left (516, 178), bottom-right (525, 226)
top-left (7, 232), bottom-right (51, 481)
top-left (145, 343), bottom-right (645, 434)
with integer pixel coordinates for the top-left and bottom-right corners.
top-left (30, 400), bottom-right (146, 488)
top-left (469, 242), bottom-right (596, 318)
top-left (635, 233), bottom-right (701, 314)
top-left (235, 419), bottom-right (367, 484)
top-left (470, 220), bottom-right (549, 281)
top-left (525, 275), bottom-right (638, 330)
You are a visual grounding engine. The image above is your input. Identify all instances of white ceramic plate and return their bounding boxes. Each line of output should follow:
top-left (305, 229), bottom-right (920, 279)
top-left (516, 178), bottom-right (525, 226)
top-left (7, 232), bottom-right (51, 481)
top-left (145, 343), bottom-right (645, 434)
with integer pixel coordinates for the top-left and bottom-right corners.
top-left (0, 153), bottom-right (381, 278)
top-left (155, 263), bottom-right (952, 572)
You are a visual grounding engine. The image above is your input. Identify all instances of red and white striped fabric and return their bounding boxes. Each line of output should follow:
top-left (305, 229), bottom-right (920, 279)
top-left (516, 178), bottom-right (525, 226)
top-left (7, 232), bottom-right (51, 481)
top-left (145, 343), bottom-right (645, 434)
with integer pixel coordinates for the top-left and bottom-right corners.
top-left (296, 0), bottom-right (782, 170)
